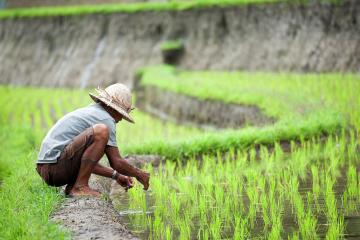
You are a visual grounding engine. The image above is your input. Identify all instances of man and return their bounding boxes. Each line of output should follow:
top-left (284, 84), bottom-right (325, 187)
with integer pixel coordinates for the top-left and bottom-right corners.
top-left (36, 83), bottom-right (150, 197)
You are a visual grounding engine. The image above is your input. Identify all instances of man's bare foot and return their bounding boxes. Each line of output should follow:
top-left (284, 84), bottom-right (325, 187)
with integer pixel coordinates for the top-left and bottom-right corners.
top-left (137, 172), bottom-right (150, 190)
top-left (69, 185), bottom-right (101, 197)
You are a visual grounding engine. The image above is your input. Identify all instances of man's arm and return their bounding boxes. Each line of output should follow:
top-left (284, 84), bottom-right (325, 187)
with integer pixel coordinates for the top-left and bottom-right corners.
top-left (92, 163), bottom-right (114, 179)
top-left (105, 146), bottom-right (139, 177)
top-left (92, 162), bottom-right (133, 189)
top-left (105, 146), bottom-right (150, 190)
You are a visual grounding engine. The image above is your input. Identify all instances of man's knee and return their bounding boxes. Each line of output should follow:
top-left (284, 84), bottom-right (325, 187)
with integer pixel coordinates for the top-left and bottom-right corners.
top-left (93, 124), bottom-right (109, 142)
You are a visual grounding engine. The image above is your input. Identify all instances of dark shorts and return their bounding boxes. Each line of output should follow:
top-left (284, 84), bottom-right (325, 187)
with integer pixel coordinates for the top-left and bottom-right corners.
top-left (36, 127), bottom-right (94, 187)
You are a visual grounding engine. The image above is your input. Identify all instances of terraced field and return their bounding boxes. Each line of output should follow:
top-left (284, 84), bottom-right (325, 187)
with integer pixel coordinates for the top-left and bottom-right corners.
top-left (0, 65), bottom-right (359, 239)
top-left (116, 66), bottom-right (360, 239)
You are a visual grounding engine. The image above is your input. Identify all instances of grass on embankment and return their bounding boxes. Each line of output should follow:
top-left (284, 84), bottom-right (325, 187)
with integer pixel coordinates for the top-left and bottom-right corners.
top-left (124, 110), bottom-right (345, 160)
top-left (0, 0), bottom-right (343, 19)
top-left (139, 65), bottom-right (360, 126)
top-left (0, 0), bottom-right (276, 19)
top-left (127, 64), bottom-right (357, 159)
top-left (0, 126), bottom-right (67, 239)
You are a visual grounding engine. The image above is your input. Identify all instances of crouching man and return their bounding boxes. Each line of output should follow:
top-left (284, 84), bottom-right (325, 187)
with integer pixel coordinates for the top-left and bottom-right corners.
top-left (36, 83), bottom-right (150, 197)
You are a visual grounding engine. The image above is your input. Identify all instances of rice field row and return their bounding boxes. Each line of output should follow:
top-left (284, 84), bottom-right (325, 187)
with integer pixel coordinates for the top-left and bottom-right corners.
top-left (0, 85), bottom-right (202, 149)
top-left (115, 131), bottom-right (360, 239)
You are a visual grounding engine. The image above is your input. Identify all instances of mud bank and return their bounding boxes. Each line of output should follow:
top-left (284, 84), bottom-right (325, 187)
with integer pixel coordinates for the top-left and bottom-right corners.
top-left (50, 155), bottom-right (161, 239)
top-left (136, 85), bottom-right (273, 129)
top-left (51, 175), bottom-right (139, 240)
top-left (0, 0), bottom-right (359, 88)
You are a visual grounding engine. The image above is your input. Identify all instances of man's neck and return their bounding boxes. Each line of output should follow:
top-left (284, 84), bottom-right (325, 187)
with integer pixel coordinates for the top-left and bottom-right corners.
top-left (99, 102), bottom-right (117, 121)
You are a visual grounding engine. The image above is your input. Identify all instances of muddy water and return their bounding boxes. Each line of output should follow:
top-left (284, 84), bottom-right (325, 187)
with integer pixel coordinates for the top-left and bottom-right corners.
top-left (111, 177), bottom-right (360, 239)
top-left (111, 187), bottom-right (155, 239)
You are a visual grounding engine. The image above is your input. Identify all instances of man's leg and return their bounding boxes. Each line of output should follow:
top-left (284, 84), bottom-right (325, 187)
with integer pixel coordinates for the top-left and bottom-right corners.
top-left (70, 123), bottom-right (109, 197)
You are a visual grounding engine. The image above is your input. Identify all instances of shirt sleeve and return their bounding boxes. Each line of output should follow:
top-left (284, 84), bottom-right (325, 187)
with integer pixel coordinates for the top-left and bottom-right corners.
top-left (102, 118), bottom-right (117, 147)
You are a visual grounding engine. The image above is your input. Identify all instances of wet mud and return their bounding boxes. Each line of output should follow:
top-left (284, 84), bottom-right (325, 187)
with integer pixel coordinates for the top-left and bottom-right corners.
top-left (49, 155), bottom-right (160, 239)
top-left (50, 175), bottom-right (139, 240)
top-left (136, 85), bottom-right (274, 130)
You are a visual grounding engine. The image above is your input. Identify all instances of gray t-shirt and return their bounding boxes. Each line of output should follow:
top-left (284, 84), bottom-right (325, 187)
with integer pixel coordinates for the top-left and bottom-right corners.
top-left (37, 103), bottom-right (117, 164)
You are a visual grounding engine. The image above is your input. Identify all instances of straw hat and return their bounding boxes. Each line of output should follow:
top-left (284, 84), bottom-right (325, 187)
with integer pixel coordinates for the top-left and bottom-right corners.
top-left (89, 83), bottom-right (135, 123)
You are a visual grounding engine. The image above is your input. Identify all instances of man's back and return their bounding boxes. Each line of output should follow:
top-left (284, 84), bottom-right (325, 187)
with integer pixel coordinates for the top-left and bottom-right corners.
top-left (37, 103), bottom-right (117, 164)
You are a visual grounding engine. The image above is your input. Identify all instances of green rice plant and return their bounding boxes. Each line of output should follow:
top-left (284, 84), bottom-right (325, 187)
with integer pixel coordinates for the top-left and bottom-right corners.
top-left (260, 190), bottom-right (270, 230)
top-left (152, 210), bottom-right (163, 239)
top-left (245, 183), bottom-right (259, 227)
top-left (326, 217), bottom-right (345, 240)
top-left (268, 177), bottom-right (283, 239)
top-left (197, 227), bottom-right (209, 240)
top-left (178, 216), bottom-right (191, 240)
top-left (287, 175), bottom-right (317, 239)
top-left (311, 165), bottom-right (321, 211)
top-left (147, 216), bottom-right (154, 239)
top-left (165, 225), bottom-right (172, 240)
top-left (288, 231), bottom-right (300, 240)
top-left (209, 213), bottom-right (222, 239)
top-left (169, 192), bottom-right (181, 218)
top-left (346, 130), bottom-right (358, 164)
top-left (342, 164), bottom-right (358, 214)
top-left (324, 174), bottom-right (344, 239)
top-left (233, 216), bottom-right (249, 239)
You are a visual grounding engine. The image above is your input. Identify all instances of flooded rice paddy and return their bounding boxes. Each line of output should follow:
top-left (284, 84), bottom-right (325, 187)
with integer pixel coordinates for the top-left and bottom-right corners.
top-left (112, 133), bottom-right (360, 239)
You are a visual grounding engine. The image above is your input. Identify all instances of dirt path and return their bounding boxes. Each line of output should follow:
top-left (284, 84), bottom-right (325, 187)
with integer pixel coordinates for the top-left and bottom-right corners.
top-left (51, 175), bottom-right (139, 240)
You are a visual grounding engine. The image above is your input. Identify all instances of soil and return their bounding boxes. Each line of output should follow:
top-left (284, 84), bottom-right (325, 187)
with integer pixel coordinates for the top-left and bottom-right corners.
top-left (0, 0), bottom-right (359, 88)
top-left (136, 85), bottom-right (274, 129)
top-left (50, 174), bottom-right (139, 240)
top-left (49, 155), bottom-right (160, 240)
top-left (124, 154), bottom-right (163, 168)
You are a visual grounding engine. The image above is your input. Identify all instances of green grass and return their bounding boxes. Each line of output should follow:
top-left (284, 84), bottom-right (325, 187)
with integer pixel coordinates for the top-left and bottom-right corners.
top-left (140, 65), bottom-right (360, 126)
top-left (0, 126), bottom-right (67, 239)
top-left (0, 0), bottom-right (344, 19)
top-left (124, 110), bottom-right (345, 160)
top-left (0, 0), bottom-right (278, 19)
top-left (160, 40), bottom-right (184, 51)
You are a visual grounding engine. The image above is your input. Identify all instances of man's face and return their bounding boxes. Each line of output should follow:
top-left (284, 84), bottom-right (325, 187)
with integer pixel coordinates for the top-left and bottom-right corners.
top-left (114, 113), bottom-right (123, 123)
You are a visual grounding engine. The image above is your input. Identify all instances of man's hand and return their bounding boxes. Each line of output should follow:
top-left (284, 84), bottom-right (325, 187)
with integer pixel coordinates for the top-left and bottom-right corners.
top-left (116, 174), bottom-right (134, 192)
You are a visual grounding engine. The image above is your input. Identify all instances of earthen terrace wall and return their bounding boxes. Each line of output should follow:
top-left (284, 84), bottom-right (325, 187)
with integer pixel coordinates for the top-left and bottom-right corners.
top-left (0, 0), bottom-right (359, 88)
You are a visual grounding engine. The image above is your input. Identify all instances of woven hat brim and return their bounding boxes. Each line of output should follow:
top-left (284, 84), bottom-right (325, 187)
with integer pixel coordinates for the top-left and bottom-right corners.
top-left (89, 93), bottom-right (135, 124)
